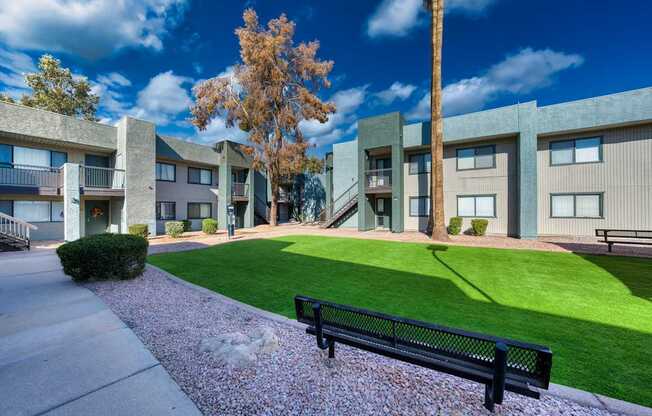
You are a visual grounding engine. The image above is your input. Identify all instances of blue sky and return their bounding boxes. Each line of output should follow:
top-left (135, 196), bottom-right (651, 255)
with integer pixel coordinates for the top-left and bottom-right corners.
top-left (1, 0), bottom-right (651, 156)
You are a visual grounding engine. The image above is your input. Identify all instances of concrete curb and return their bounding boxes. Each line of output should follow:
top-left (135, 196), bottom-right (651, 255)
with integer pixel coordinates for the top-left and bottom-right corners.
top-left (148, 264), bottom-right (652, 416)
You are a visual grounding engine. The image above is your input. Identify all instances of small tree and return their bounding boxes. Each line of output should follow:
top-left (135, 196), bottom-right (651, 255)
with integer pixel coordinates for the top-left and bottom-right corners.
top-left (191, 9), bottom-right (335, 226)
top-left (17, 55), bottom-right (99, 121)
top-left (0, 94), bottom-right (15, 104)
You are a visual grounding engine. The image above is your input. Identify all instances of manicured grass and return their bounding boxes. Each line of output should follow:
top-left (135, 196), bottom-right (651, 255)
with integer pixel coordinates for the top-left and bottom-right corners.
top-left (148, 235), bottom-right (652, 406)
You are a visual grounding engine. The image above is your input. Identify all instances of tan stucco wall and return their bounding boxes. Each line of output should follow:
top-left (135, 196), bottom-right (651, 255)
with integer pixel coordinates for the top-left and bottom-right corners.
top-left (537, 123), bottom-right (652, 236)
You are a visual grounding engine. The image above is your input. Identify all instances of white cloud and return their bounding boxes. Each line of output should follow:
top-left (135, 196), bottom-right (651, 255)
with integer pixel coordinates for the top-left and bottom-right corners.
top-left (407, 48), bottom-right (584, 119)
top-left (300, 85), bottom-right (367, 147)
top-left (195, 116), bottom-right (248, 144)
top-left (375, 82), bottom-right (417, 105)
top-left (96, 72), bottom-right (131, 88)
top-left (0, 48), bottom-right (36, 96)
top-left (367, 0), bottom-right (497, 38)
top-left (0, 0), bottom-right (188, 59)
top-left (131, 70), bottom-right (192, 125)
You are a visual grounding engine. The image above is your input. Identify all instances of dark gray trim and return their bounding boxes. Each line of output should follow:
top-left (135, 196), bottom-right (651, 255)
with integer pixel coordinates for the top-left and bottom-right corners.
top-left (456, 194), bottom-right (497, 218)
top-left (408, 196), bottom-right (429, 217)
top-left (456, 145), bottom-right (496, 171)
top-left (549, 192), bottom-right (604, 219)
top-left (156, 161), bottom-right (176, 182)
top-left (187, 166), bottom-right (212, 185)
top-left (549, 136), bottom-right (603, 166)
top-left (156, 201), bottom-right (176, 220)
top-left (187, 202), bottom-right (212, 219)
top-left (408, 152), bottom-right (431, 175)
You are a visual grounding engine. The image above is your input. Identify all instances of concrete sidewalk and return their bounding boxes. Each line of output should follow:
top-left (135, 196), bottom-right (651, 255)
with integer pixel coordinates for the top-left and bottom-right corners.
top-left (0, 250), bottom-right (202, 416)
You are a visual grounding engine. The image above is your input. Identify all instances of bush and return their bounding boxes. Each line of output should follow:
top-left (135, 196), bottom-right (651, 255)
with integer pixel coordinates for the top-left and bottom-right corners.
top-left (471, 219), bottom-right (489, 236)
top-left (56, 234), bottom-right (148, 282)
top-left (165, 221), bottom-right (184, 238)
top-left (181, 219), bottom-right (192, 232)
top-left (202, 218), bottom-right (218, 234)
top-left (448, 217), bottom-right (463, 235)
top-left (128, 224), bottom-right (148, 238)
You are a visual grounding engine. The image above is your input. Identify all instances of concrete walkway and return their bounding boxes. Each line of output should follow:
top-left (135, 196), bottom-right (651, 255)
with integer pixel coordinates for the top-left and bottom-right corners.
top-left (0, 250), bottom-right (202, 416)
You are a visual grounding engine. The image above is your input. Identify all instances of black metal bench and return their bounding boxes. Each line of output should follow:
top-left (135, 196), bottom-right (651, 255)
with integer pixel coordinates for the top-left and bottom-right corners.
top-left (295, 295), bottom-right (553, 412)
top-left (595, 229), bottom-right (652, 252)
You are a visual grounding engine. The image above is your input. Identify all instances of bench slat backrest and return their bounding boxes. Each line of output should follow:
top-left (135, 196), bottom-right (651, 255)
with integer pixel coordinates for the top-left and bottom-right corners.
top-left (295, 296), bottom-right (552, 389)
top-left (596, 229), bottom-right (652, 239)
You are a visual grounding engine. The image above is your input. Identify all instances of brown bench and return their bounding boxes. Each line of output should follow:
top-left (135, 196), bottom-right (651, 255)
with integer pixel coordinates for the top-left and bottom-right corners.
top-left (595, 229), bottom-right (652, 252)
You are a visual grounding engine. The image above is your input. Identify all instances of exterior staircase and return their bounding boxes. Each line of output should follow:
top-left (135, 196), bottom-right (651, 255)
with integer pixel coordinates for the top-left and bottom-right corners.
top-left (320, 181), bottom-right (358, 228)
top-left (0, 212), bottom-right (37, 251)
top-left (254, 194), bottom-right (270, 225)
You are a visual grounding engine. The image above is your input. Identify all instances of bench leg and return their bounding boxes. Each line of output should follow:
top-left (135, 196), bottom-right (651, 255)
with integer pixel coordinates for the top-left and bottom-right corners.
top-left (328, 340), bottom-right (335, 359)
top-left (484, 384), bottom-right (495, 412)
top-left (608, 242), bottom-right (613, 253)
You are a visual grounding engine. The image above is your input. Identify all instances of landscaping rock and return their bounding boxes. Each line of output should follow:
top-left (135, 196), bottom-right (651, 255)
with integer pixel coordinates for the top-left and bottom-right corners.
top-left (199, 326), bottom-right (279, 367)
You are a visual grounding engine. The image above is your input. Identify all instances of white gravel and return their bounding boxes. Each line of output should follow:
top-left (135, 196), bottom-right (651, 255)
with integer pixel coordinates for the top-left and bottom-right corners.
top-left (85, 267), bottom-right (618, 416)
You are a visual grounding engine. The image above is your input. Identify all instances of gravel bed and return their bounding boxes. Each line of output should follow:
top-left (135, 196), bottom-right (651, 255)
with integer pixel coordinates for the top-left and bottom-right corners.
top-left (85, 267), bottom-right (618, 416)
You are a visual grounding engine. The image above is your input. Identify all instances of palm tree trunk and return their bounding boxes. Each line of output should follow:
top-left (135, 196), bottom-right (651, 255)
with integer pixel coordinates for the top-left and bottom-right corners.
top-left (429, 0), bottom-right (449, 241)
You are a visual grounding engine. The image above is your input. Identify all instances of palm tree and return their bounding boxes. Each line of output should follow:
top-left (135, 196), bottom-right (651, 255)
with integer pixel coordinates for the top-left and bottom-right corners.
top-left (424, 0), bottom-right (449, 241)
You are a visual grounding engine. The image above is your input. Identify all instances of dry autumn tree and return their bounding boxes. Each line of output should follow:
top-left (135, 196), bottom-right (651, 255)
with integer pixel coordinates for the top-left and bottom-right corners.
top-left (424, 0), bottom-right (449, 241)
top-left (191, 9), bottom-right (335, 226)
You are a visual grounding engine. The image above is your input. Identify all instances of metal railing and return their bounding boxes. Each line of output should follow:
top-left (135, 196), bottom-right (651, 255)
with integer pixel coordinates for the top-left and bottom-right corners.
top-left (320, 181), bottom-right (358, 221)
top-left (278, 187), bottom-right (290, 202)
top-left (0, 163), bottom-right (61, 188)
top-left (80, 165), bottom-right (125, 189)
top-left (365, 168), bottom-right (392, 191)
top-left (0, 212), bottom-right (37, 247)
top-left (232, 182), bottom-right (249, 197)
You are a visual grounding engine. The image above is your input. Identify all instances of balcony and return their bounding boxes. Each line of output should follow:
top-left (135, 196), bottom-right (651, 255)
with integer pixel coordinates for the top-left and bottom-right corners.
top-left (0, 163), bottom-right (61, 195)
top-left (231, 182), bottom-right (249, 201)
top-left (365, 168), bottom-right (392, 193)
top-left (80, 165), bottom-right (125, 196)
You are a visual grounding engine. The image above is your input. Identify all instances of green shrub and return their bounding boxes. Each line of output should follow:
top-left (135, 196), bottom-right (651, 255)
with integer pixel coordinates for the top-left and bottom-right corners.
top-left (128, 224), bottom-right (148, 238)
top-left (181, 219), bottom-right (192, 232)
top-left (56, 234), bottom-right (148, 282)
top-left (448, 217), bottom-right (463, 235)
top-left (165, 221), bottom-right (184, 238)
top-left (471, 219), bottom-right (489, 236)
top-left (202, 218), bottom-right (218, 234)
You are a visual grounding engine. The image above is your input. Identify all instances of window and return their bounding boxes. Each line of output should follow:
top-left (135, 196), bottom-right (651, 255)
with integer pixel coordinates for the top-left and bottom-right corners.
top-left (188, 167), bottom-right (212, 185)
top-left (457, 195), bottom-right (495, 217)
top-left (156, 162), bottom-right (176, 181)
top-left (156, 202), bottom-right (176, 220)
top-left (376, 198), bottom-right (384, 212)
top-left (550, 137), bottom-right (601, 165)
top-left (409, 196), bottom-right (430, 217)
top-left (551, 193), bottom-right (602, 218)
top-left (85, 154), bottom-right (109, 168)
top-left (456, 145), bottom-right (495, 170)
top-left (14, 146), bottom-right (50, 168)
top-left (408, 153), bottom-right (431, 174)
top-left (0, 200), bottom-right (12, 216)
top-left (0, 144), bottom-right (12, 167)
top-left (51, 201), bottom-right (64, 222)
top-left (187, 202), bottom-right (211, 219)
top-left (50, 151), bottom-right (67, 168)
top-left (14, 201), bottom-right (51, 222)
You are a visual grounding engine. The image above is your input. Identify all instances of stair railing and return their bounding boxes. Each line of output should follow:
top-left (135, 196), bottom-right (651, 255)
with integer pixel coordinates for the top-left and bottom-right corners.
top-left (319, 181), bottom-right (358, 222)
top-left (0, 212), bottom-right (38, 247)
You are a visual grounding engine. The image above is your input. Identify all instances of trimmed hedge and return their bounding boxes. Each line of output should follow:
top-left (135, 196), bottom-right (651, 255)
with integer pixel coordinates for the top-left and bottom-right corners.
top-left (448, 217), bottom-right (462, 235)
top-left (128, 224), bottom-right (148, 238)
top-left (202, 218), bottom-right (218, 234)
top-left (56, 234), bottom-right (148, 282)
top-left (471, 219), bottom-right (489, 236)
top-left (165, 221), bottom-right (184, 238)
top-left (181, 219), bottom-right (192, 232)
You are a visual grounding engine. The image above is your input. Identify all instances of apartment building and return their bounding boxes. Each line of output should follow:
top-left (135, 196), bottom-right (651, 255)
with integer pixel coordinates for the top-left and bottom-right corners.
top-left (323, 87), bottom-right (652, 238)
top-left (0, 101), bottom-right (268, 243)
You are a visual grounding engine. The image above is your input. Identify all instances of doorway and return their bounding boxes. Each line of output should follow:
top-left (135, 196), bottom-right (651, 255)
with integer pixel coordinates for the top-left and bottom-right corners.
top-left (375, 197), bottom-right (391, 230)
top-left (85, 200), bottom-right (109, 236)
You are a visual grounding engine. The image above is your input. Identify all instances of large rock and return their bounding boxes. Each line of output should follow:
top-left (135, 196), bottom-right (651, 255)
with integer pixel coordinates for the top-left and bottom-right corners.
top-left (199, 326), bottom-right (279, 367)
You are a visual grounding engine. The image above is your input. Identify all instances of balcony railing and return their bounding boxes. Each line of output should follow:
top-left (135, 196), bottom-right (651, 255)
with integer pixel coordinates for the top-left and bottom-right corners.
top-left (232, 182), bottom-right (249, 197)
top-left (365, 168), bottom-right (392, 192)
top-left (0, 163), bottom-right (61, 188)
top-left (80, 165), bottom-right (125, 189)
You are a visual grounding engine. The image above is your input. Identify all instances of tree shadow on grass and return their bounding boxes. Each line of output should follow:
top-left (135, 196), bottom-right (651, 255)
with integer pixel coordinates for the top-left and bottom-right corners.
top-left (149, 238), bottom-right (652, 407)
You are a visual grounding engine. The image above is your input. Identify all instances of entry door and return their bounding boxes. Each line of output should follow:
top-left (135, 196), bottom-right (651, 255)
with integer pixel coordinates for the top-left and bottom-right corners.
top-left (375, 158), bottom-right (390, 186)
top-left (85, 200), bottom-right (109, 236)
top-left (375, 198), bottom-right (391, 230)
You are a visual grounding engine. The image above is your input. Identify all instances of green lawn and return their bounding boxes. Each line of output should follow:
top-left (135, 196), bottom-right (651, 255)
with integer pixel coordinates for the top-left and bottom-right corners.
top-left (148, 235), bottom-right (652, 406)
